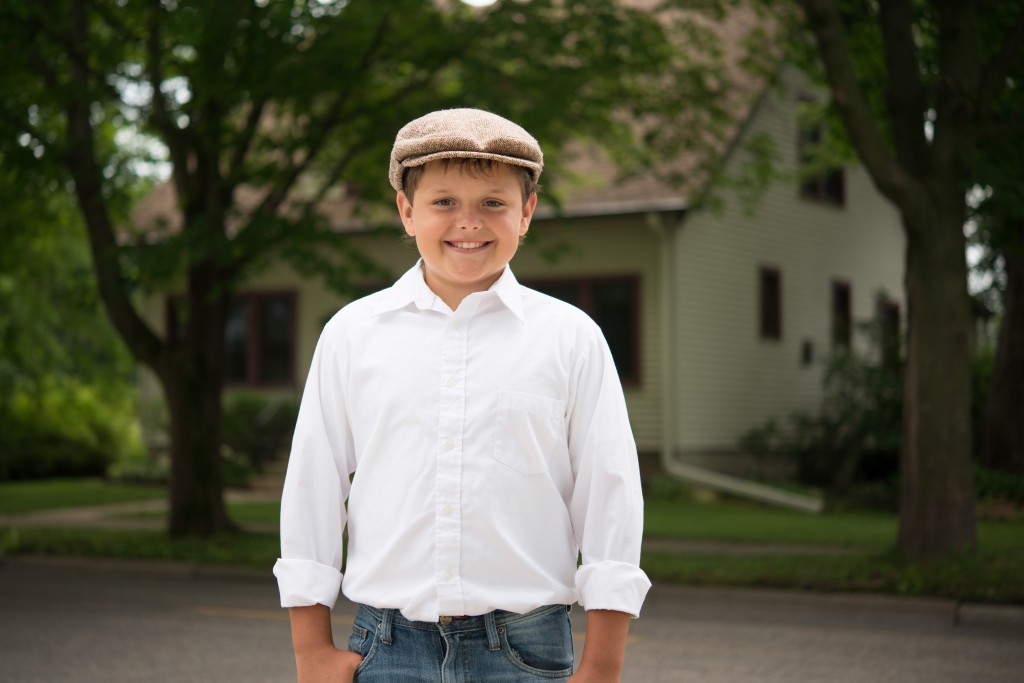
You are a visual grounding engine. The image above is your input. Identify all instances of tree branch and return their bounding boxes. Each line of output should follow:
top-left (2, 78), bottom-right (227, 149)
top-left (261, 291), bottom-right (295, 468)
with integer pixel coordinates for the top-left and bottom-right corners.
top-left (255, 10), bottom-right (392, 218)
top-left (795, 0), bottom-right (915, 207)
top-left (930, 0), bottom-right (983, 174)
top-left (63, 0), bottom-right (164, 370)
top-left (877, 0), bottom-right (929, 175)
top-left (146, 0), bottom-right (192, 205)
top-left (227, 96), bottom-right (267, 182)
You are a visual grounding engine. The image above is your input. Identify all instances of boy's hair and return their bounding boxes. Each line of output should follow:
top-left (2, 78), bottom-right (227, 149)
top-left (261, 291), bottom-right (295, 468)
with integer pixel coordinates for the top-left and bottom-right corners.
top-left (389, 108), bottom-right (544, 193)
top-left (401, 158), bottom-right (540, 205)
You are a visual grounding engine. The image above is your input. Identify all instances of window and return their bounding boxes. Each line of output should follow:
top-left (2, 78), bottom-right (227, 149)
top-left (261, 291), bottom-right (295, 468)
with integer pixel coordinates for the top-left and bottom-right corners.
top-left (168, 291), bottom-right (297, 388)
top-left (759, 267), bottom-right (782, 340)
top-left (523, 276), bottom-right (640, 386)
top-left (798, 116), bottom-right (845, 206)
top-left (831, 280), bottom-right (852, 348)
top-left (879, 299), bottom-right (901, 369)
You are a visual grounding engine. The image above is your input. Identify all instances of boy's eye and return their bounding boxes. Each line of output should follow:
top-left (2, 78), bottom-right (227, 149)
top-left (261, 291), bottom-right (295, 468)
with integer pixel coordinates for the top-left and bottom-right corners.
top-left (434, 198), bottom-right (455, 207)
top-left (484, 199), bottom-right (505, 208)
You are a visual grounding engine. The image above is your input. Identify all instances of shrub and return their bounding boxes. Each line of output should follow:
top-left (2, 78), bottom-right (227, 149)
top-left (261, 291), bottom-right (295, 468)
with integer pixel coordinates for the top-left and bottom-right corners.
top-left (739, 348), bottom-right (903, 492)
top-left (221, 393), bottom-right (300, 471)
top-left (0, 380), bottom-right (143, 481)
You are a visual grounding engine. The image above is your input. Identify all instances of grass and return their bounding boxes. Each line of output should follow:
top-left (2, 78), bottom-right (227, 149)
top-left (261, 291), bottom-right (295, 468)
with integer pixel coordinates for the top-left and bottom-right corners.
top-left (1, 526), bottom-right (280, 567)
top-left (2, 477), bottom-right (1023, 604)
top-left (0, 478), bottom-right (165, 515)
top-left (113, 500), bottom-right (281, 524)
top-left (645, 499), bottom-right (896, 547)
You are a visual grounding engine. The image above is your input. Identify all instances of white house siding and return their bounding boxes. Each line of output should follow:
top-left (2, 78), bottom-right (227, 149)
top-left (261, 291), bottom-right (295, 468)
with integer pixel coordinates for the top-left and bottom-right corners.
top-left (671, 67), bottom-right (905, 470)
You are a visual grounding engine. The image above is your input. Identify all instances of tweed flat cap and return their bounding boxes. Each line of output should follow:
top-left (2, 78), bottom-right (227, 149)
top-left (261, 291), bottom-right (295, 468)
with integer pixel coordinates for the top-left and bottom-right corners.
top-left (389, 108), bottom-right (543, 192)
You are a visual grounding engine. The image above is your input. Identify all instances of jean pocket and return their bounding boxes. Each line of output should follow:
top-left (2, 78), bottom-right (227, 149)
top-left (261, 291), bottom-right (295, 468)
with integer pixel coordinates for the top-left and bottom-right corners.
top-left (349, 624), bottom-right (379, 677)
top-left (492, 391), bottom-right (567, 476)
top-left (497, 608), bottom-right (574, 678)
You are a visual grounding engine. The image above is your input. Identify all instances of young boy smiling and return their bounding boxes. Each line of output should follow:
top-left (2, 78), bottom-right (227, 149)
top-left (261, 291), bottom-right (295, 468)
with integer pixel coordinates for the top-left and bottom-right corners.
top-left (275, 108), bottom-right (650, 683)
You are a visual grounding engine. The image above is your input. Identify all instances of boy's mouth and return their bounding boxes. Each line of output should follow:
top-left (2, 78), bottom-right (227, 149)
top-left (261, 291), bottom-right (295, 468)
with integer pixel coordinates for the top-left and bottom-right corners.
top-left (445, 240), bottom-right (491, 251)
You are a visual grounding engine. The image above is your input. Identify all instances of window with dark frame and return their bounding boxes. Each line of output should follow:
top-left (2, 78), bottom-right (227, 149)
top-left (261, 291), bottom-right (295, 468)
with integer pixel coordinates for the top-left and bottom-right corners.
top-left (798, 114), bottom-right (845, 206)
top-left (168, 291), bottom-right (297, 388)
top-left (759, 267), bottom-right (782, 340)
top-left (523, 276), bottom-right (641, 386)
top-left (831, 280), bottom-right (852, 348)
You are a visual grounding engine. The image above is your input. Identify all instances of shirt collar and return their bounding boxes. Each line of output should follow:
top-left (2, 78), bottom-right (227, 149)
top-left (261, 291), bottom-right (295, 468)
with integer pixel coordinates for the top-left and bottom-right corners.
top-left (372, 260), bottom-right (525, 323)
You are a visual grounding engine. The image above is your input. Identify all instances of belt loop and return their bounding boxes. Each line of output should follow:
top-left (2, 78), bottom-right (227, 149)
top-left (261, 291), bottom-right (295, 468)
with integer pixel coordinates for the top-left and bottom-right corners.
top-left (380, 608), bottom-right (395, 645)
top-left (484, 611), bottom-right (500, 652)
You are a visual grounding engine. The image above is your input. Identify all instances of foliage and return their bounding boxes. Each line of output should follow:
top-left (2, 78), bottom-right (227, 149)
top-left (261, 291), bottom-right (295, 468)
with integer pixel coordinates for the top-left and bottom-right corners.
top-left (739, 345), bottom-right (903, 491)
top-left (0, 379), bottom-right (144, 481)
top-left (221, 393), bottom-right (300, 471)
top-left (0, 165), bottom-right (136, 406)
top-left (974, 468), bottom-right (1024, 506)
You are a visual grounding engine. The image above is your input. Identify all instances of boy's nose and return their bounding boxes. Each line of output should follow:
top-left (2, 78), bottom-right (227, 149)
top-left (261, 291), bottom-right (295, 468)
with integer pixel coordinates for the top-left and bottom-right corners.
top-left (456, 208), bottom-right (482, 229)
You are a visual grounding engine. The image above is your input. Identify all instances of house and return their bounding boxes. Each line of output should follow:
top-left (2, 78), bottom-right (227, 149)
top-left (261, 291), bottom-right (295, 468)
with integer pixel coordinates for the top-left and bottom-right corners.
top-left (135, 63), bottom-right (905, 488)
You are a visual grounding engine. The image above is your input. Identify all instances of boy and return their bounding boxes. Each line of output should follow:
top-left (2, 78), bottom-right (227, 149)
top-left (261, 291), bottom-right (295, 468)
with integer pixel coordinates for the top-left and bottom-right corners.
top-left (275, 108), bottom-right (650, 682)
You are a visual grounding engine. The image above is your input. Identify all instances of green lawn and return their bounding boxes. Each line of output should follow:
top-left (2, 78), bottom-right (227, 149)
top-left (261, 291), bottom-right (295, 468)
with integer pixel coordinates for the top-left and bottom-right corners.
top-left (3, 478), bottom-right (1022, 603)
top-left (0, 478), bottom-right (165, 515)
top-left (645, 500), bottom-right (896, 547)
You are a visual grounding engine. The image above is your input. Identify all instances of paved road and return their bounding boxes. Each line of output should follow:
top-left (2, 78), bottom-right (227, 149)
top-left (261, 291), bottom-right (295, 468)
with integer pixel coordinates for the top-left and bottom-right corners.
top-left (0, 557), bottom-right (1020, 683)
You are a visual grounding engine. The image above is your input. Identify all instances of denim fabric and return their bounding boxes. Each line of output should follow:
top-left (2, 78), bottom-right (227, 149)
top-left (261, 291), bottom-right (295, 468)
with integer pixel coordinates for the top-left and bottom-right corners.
top-left (348, 603), bottom-right (574, 682)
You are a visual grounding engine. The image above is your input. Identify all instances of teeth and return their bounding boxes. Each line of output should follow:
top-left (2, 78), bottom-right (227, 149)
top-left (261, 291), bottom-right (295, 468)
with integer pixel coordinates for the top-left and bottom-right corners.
top-left (450, 241), bottom-right (486, 249)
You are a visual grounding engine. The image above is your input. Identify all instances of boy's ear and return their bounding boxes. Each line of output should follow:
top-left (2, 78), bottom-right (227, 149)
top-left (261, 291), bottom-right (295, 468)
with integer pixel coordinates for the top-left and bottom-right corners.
top-left (519, 192), bottom-right (538, 236)
top-left (397, 191), bottom-right (415, 237)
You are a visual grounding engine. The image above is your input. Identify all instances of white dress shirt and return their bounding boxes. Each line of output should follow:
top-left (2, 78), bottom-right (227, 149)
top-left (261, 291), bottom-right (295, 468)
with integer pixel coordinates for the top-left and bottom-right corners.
top-left (274, 261), bottom-right (650, 622)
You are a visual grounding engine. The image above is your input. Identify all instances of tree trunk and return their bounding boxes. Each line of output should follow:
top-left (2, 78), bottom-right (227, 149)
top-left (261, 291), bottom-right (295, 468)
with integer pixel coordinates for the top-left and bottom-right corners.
top-left (898, 196), bottom-right (977, 559)
top-left (159, 276), bottom-right (237, 537)
top-left (979, 247), bottom-right (1024, 473)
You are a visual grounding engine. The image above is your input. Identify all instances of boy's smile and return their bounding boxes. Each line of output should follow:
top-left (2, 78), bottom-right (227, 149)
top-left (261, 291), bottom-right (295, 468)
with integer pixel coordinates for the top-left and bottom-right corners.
top-left (397, 161), bottom-right (537, 310)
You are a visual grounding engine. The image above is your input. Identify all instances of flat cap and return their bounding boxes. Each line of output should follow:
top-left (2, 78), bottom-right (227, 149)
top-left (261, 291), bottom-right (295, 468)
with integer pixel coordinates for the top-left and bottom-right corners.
top-left (389, 108), bottom-right (543, 192)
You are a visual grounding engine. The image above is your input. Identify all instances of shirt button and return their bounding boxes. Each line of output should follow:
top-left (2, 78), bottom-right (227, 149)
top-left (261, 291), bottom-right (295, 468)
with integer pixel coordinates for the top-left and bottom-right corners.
top-left (442, 570), bottom-right (453, 581)
top-left (442, 504), bottom-right (453, 516)
top-left (443, 438), bottom-right (454, 450)
top-left (452, 321), bottom-right (463, 330)
top-left (445, 376), bottom-right (457, 387)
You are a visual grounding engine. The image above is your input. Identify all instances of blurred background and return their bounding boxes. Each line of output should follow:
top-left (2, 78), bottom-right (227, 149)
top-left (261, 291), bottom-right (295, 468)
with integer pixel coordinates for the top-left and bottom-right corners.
top-left (1, 0), bottom-right (1022, 607)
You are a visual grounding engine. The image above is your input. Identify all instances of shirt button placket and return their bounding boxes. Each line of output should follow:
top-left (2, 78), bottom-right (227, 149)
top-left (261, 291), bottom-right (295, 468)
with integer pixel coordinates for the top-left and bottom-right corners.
top-left (435, 313), bottom-right (468, 616)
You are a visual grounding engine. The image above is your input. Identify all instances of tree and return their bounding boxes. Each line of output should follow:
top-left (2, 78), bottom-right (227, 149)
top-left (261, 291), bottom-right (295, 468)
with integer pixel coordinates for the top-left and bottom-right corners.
top-left (789, 0), bottom-right (1023, 558)
top-left (0, 0), bottom-right (741, 535)
top-left (973, 128), bottom-right (1024, 474)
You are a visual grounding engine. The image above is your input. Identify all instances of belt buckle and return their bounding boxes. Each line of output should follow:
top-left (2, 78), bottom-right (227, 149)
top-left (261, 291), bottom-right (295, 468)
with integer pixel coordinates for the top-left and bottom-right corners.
top-left (439, 616), bottom-right (452, 626)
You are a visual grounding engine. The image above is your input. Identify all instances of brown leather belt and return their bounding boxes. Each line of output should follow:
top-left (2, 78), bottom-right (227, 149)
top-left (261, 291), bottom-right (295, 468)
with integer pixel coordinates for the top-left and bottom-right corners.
top-left (438, 615), bottom-right (470, 625)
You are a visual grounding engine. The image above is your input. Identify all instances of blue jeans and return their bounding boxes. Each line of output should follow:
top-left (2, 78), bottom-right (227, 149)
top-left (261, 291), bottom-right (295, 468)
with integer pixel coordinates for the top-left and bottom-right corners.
top-left (348, 603), bottom-right (574, 682)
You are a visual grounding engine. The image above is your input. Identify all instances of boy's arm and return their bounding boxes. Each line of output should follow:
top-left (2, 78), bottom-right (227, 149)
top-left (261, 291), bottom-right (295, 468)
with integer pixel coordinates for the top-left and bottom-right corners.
top-left (289, 604), bottom-right (363, 683)
top-left (570, 609), bottom-right (632, 682)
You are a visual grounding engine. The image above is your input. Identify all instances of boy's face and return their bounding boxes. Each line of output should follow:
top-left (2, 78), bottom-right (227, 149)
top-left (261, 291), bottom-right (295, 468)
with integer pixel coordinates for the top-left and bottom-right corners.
top-left (397, 160), bottom-right (537, 309)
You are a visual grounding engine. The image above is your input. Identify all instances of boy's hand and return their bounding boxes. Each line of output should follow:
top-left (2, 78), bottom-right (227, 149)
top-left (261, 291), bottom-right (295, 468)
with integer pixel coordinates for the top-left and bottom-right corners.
top-left (295, 645), bottom-right (363, 683)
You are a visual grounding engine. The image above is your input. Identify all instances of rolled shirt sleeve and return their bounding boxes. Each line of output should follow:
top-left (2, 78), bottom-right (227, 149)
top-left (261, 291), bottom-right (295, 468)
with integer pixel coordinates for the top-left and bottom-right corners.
top-left (567, 322), bottom-right (652, 617)
top-left (273, 322), bottom-right (354, 609)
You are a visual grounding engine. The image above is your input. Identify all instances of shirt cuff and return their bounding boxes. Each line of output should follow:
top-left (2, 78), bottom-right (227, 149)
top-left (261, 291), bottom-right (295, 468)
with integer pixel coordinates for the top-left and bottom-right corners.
top-left (273, 558), bottom-right (343, 609)
top-left (575, 560), bottom-right (652, 618)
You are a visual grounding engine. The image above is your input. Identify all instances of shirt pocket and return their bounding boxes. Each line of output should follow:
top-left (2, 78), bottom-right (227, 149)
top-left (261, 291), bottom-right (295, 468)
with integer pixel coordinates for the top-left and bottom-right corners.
top-left (492, 391), bottom-right (567, 476)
